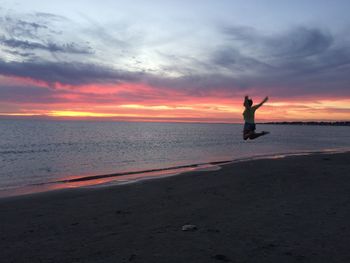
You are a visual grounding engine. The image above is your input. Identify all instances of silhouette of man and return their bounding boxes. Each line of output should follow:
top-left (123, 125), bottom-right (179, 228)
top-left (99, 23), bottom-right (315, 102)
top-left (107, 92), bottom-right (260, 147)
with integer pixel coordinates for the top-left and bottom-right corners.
top-left (243, 95), bottom-right (269, 140)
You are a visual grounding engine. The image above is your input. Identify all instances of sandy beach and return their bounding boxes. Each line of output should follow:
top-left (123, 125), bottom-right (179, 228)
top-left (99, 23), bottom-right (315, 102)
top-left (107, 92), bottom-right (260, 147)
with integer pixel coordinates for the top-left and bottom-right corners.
top-left (1, 152), bottom-right (350, 263)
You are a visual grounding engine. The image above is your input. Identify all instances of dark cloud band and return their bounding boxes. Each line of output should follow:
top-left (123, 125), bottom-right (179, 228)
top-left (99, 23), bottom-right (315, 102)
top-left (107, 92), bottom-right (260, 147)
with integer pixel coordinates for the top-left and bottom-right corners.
top-left (0, 59), bottom-right (143, 85)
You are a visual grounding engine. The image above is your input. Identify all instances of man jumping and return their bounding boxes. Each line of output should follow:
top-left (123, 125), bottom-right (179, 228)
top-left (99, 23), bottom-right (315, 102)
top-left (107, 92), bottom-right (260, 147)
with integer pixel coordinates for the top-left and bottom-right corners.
top-left (243, 95), bottom-right (269, 140)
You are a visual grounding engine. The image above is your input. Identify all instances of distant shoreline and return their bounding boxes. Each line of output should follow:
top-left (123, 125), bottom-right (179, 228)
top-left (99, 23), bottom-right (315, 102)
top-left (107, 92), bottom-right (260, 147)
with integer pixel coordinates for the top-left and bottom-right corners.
top-left (259, 121), bottom-right (350, 126)
top-left (1, 117), bottom-right (350, 126)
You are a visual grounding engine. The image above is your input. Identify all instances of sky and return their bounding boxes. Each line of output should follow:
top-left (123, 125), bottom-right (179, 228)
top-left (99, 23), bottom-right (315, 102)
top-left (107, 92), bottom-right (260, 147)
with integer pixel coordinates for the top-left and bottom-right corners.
top-left (0, 0), bottom-right (349, 122)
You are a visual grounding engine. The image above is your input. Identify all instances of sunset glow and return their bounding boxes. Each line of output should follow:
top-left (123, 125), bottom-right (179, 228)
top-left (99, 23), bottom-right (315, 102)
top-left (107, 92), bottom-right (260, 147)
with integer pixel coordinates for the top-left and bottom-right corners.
top-left (0, 1), bottom-right (349, 122)
top-left (1, 97), bottom-right (348, 122)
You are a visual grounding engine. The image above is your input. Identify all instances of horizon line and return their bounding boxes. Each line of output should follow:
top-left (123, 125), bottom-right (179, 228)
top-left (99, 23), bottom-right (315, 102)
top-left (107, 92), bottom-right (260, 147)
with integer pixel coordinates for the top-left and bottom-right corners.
top-left (1, 115), bottom-right (349, 124)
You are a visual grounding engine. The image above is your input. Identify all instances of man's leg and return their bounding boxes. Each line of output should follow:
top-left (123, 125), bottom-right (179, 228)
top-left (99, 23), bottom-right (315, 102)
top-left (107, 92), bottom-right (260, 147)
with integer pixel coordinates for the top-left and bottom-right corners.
top-left (243, 130), bottom-right (253, 140)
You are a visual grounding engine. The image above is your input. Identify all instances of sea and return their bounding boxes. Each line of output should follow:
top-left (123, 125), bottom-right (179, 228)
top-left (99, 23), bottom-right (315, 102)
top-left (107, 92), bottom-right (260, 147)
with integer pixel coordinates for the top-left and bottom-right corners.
top-left (0, 119), bottom-right (349, 197)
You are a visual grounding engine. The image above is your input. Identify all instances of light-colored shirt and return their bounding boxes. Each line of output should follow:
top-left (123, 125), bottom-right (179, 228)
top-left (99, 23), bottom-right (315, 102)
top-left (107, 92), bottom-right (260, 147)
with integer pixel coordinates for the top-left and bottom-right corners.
top-left (243, 106), bottom-right (258, 124)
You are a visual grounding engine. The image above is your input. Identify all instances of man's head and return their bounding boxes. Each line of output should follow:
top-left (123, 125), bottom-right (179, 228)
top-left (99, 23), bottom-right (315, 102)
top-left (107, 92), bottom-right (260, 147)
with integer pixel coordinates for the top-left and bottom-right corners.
top-left (244, 99), bottom-right (253, 107)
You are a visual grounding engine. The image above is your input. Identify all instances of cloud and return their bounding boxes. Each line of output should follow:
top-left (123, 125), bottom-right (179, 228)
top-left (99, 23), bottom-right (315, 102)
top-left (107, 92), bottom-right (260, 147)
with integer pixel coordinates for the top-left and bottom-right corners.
top-left (0, 10), bottom-right (93, 60)
top-left (211, 47), bottom-right (273, 73)
top-left (149, 24), bottom-right (350, 99)
top-left (4, 49), bottom-right (35, 58)
top-left (0, 84), bottom-right (62, 103)
top-left (0, 36), bottom-right (93, 55)
top-left (34, 12), bottom-right (67, 21)
top-left (0, 59), bottom-right (144, 85)
top-left (221, 25), bottom-right (334, 58)
top-left (267, 27), bottom-right (333, 58)
top-left (0, 8), bottom-right (349, 102)
top-left (1, 16), bottom-right (49, 39)
top-left (217, 25), bottom-right (350, 76)
top-left (199, 25), bottom-right (350, 96)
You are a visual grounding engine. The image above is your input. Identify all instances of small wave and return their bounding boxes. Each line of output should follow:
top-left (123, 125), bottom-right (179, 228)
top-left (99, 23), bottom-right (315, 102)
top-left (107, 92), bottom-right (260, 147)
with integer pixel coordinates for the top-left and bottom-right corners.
top-left (0, 149), bottom-right (50, 155)
top-left (47, 148), bottom-right (350, 185)
top-left (49, 163), bottom-right (218, 184)
top-left (1, 148), bottom-right (349, 198)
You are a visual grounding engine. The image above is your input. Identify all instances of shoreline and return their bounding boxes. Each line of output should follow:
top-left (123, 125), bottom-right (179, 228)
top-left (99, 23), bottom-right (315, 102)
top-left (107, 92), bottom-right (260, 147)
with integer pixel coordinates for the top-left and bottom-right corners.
top-left (1, 151), bottom-right (350, 262)
top-left (1, 148), bottom-right (349, 199)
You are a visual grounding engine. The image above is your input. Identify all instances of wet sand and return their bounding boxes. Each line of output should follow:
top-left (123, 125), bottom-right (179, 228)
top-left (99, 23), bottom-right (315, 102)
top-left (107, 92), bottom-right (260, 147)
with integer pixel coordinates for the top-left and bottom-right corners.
top-left (1, 152), bottom-right (350, 263)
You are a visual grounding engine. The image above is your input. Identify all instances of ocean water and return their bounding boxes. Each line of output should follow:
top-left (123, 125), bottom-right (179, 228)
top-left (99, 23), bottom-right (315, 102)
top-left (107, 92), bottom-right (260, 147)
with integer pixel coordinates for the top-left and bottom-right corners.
top-left (0, 119), bottom-right (349, 195)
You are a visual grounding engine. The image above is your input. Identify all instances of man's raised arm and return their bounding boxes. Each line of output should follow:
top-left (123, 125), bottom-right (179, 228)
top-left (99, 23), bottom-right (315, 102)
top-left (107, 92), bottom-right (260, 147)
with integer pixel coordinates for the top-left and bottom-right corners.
top-left (244, 95), bottom-right (249, 105)
top-left (254, 96), bottom-right (269, 109)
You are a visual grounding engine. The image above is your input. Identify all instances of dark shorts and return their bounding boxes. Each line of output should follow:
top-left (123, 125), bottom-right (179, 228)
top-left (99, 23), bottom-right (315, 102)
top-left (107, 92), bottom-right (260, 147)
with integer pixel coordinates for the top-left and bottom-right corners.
top-left (244, 122), bottom-right (256, 132)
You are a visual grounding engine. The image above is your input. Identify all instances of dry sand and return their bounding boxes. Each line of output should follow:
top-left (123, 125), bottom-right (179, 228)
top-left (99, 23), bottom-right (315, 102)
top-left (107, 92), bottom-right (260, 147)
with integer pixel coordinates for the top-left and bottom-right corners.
top-left (1, 152), bottom-right (350, 263)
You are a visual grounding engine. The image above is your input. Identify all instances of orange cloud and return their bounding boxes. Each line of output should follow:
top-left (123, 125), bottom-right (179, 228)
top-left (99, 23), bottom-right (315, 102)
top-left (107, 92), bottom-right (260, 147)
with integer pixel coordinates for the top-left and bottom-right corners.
top-left (1, 76), bottom-right (349, 122)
